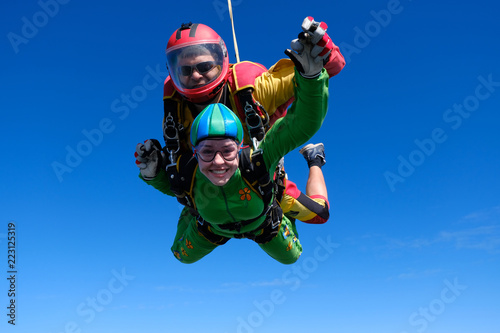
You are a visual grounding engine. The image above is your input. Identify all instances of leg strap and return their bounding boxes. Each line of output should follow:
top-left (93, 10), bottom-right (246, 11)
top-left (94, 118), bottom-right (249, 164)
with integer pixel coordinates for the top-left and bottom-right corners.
top-left (196, 216), bottom-right (230, 245)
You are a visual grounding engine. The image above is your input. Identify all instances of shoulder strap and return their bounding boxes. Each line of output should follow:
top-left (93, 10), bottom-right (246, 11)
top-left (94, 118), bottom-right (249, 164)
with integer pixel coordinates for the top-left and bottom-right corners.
top-left (226, 62), bottom-right (271, 144)
top-left (163, 99), bottom-right (182, 155)
top-left (166, 153), bottom-right (198, 210)
top-left (163, 89), bottom-right (193, 162)
top-left (239, 147), bottom-right (273, 204)
top-left (237, 89), bottom-right (269, 143)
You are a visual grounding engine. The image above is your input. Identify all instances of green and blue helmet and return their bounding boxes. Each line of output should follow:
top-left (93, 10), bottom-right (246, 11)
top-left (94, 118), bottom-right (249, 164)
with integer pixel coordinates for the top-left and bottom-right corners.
top-left (190, 103), bottom-right (244, 147)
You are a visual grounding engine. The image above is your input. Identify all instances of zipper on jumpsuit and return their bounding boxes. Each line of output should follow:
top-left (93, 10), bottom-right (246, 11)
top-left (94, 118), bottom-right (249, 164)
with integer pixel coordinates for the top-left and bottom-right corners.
top-left (220, 187), bottom-right (237, 223)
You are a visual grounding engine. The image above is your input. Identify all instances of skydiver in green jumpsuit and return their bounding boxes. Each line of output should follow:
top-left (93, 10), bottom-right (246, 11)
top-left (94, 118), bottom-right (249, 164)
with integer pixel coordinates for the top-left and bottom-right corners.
top-left (136, 38), bottom-right (330, 264)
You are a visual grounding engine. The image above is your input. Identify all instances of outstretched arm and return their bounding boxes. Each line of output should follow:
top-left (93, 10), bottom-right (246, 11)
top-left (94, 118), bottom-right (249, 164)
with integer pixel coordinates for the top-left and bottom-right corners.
top-left (260, 67), bottom-right (329, 171)
top-left (252, 17), bottom-right (344, 119)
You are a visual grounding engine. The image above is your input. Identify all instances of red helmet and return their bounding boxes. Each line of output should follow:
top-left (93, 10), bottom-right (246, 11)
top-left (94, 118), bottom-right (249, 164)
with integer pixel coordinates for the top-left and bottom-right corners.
top-left (166, 23), bottom-right (229, 103)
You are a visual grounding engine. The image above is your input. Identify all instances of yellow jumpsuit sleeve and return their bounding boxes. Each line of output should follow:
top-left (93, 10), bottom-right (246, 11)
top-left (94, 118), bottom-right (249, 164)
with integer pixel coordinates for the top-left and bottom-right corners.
top-left (252, 59), bottom-right (296, 116)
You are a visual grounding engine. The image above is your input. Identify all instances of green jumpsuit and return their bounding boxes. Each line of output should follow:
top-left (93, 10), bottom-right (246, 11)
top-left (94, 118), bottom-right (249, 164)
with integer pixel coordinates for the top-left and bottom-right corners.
top-left (143, 68), bottom-right (329, 264)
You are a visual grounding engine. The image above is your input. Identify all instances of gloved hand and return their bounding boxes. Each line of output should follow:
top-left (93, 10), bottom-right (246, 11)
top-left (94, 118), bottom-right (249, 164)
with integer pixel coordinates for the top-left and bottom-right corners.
top-left (285, 16), bottom-right (333, 78)
top-left (299, 16), bottom-right (334, 63)
top-left (135, 139), bottom-right (165, 180)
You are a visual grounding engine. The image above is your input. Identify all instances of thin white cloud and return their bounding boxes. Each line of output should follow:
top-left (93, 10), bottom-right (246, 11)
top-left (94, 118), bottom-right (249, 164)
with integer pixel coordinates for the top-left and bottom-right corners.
top-left (359, 205), bottom-right (500, 254)
top-left (440, 205), bottom-right (500, 252)
top-left (460, 205), bottom-right (500, 223)
top-left (438, 225), bottom-right (500, 252)
top-left (379, 225), bottom-right (500, 253)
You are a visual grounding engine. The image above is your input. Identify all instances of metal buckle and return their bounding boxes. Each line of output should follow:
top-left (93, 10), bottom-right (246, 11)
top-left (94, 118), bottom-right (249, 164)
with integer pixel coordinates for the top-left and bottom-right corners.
top-left (163, 112), bottom-right (180, 164)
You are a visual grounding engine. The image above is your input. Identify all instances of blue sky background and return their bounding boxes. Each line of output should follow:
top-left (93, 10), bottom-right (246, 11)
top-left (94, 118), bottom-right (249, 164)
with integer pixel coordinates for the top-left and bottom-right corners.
top-left (1, 0), bottom-right (499, 332)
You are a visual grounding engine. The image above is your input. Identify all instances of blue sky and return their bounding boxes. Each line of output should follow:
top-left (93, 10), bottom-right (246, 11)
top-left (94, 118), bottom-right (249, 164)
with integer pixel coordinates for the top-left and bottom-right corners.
top-left (1, 0), bottom-right (499, 332)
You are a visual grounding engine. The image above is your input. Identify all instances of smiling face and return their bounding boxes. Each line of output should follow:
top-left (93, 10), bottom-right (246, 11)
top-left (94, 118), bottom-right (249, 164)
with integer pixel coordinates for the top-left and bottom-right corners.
top-left (195, 138), bottom-right (240, 186)
top-left (177, 54), bottom-right (221, 89)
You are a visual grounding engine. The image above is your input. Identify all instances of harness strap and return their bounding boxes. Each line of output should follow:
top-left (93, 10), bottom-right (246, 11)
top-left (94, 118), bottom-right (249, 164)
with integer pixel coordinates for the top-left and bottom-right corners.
top-left (163, 98), bottom-right (187, 166)
top-left (253, 201), bottom-right (283, 244)
top-left (274, 159), bottom-right (286, 204)
top-left (240, 148), bottom-right (274, 203)
top-left (196, 215), bottom-right (230, 245)
top-left (165, 154), bottom-right (198, 209)
top-left (238, 88), bottom-right (269, 142)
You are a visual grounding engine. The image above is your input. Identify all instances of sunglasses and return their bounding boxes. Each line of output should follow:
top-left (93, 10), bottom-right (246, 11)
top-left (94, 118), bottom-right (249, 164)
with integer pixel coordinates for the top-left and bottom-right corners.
top-left (179, 61), bottom-right (217, 76)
